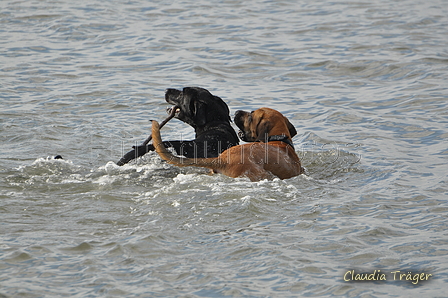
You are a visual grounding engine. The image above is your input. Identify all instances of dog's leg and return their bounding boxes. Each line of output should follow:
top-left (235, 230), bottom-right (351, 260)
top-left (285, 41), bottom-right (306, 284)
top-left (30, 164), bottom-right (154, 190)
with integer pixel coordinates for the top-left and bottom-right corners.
top-left (116, 145), bottom-right (152, 166)
top-left (116, 107), bottom-right (178, 166)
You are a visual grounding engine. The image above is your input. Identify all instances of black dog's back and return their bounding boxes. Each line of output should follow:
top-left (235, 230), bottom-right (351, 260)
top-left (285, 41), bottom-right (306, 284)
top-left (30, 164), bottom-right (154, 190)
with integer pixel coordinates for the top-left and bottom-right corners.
top-left (117, 87), bottom-right (239, 165)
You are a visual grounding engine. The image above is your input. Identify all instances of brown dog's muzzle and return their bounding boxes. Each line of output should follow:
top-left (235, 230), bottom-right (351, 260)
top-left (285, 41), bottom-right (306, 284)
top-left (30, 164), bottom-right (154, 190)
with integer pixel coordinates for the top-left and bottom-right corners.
top-left (234, 110), bottom-right (251, 142)
top-left (237, 130), bottom-right (248, 142)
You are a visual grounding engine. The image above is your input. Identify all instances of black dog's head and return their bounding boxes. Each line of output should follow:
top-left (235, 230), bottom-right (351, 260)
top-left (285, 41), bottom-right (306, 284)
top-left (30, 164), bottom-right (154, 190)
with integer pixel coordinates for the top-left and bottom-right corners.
top-left (165, 87), bottom-right (232, 128)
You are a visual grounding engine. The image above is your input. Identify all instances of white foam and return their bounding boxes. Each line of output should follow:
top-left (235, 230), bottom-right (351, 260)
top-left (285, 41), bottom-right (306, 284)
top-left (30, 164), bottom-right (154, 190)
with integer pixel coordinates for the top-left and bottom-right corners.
top-left (93, 175), bottom-right (117, 186)
top-left (173, 173), bottom-right (199, 184)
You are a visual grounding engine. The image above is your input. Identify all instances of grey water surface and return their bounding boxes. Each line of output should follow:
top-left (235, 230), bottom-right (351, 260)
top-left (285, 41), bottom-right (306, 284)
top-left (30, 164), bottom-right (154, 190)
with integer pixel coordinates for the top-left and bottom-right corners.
top-left (1, 0), bottom-right (447, 297)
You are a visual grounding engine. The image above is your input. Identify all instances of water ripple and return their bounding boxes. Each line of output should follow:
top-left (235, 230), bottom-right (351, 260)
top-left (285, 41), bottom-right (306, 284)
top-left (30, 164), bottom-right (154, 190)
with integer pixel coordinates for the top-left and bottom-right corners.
top-left (1, 0), bottom-right (448, 296)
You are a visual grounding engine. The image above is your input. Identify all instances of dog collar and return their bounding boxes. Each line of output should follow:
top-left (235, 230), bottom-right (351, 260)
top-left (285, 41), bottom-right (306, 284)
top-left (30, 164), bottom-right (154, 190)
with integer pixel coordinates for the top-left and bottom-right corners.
top-left (266, 135), bottom-right (294, 148)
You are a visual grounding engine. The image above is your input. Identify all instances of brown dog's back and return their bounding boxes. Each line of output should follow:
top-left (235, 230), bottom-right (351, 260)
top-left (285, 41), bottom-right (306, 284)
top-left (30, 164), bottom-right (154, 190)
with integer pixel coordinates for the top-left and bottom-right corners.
top-left (151, 119), bottom-right (302, 181)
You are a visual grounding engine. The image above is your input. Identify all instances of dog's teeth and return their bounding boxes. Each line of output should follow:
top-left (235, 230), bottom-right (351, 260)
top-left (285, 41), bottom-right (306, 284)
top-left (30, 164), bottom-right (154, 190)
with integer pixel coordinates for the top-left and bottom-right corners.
top-left (175, 108), bottom-right (181, 112)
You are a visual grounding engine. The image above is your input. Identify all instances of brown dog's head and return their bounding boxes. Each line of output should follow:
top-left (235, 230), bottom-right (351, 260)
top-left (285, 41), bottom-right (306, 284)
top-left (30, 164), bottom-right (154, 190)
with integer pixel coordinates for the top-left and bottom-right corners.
top-left (234, 107), bottom-right (297, 142)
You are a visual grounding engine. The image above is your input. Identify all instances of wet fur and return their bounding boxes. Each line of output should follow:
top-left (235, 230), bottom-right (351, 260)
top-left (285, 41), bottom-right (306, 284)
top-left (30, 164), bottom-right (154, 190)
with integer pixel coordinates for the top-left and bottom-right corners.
top-left (152, 108), bottom-right (302, 181)
top-left (117, 87), bottom-right (239, 166)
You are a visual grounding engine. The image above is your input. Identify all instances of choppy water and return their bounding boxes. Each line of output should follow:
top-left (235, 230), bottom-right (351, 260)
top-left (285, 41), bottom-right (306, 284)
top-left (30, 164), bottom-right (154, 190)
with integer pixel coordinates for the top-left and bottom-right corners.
top-left (1, 0), bottom-right (448, 297)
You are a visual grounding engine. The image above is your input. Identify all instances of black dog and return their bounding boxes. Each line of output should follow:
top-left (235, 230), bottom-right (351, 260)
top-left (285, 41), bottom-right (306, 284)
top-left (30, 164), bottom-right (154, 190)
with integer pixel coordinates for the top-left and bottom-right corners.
top-left (116, 87), bottom-right (239, 166)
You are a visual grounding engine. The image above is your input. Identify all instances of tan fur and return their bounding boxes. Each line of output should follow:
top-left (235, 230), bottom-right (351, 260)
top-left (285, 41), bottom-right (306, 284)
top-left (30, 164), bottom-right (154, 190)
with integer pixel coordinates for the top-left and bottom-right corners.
top-left (152, 108), bottom-right (302, 182)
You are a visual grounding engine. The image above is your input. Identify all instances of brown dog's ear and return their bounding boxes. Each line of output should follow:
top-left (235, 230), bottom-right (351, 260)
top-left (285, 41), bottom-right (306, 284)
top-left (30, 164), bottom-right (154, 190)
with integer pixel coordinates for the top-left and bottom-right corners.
top-left (254, 120), bottom-right (272, 142)
top-left (286, 118), bottom-right (297, 138)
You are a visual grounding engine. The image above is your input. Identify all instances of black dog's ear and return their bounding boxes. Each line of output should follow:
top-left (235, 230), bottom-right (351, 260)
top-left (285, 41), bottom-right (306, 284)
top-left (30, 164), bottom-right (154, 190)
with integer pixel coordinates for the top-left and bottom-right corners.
top-left (213, 95), bottom-right (232, 122)
top-left (192, 100), bottom-right (207, 127)
top-left (286, 118), bottom-right (297, 138)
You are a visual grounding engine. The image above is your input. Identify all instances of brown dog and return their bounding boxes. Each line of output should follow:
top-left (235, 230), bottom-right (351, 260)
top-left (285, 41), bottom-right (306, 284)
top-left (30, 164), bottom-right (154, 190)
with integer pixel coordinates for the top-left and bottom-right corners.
top-left (151, 107), bottom-right (303, 181)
